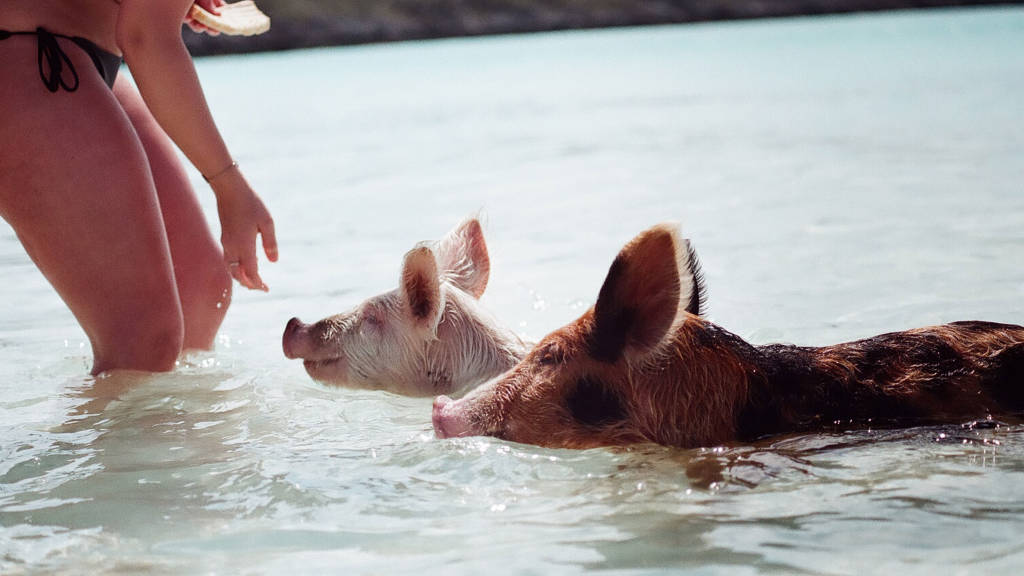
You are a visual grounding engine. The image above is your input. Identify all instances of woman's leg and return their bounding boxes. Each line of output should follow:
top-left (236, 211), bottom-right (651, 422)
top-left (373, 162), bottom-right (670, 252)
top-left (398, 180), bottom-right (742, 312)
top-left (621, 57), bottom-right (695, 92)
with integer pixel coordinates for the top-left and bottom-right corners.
top-left (0, 37), bottom-right (182, 374)
top-left (113, 77), bottom-right (232, 350)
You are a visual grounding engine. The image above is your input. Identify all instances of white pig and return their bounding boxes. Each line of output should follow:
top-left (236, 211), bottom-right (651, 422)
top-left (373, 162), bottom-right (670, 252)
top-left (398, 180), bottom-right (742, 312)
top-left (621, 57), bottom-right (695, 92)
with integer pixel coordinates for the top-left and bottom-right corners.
top-left (282, 218), bottom-right (527, 396)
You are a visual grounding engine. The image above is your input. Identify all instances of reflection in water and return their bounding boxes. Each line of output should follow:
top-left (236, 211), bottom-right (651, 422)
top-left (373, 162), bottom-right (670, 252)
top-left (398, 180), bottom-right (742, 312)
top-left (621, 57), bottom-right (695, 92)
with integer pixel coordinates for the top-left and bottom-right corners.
top-left (682, 420), bottom-right (1024, 491)
top-left (579, 424), bottom-right (1024, 573)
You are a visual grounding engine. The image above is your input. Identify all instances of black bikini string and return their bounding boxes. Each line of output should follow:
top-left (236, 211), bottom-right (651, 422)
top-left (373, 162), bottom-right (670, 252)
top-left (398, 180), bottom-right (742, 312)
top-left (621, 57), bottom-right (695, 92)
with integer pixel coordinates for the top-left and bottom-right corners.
top-left (0, 28), bottom-right (80, 93)
top-left (35, 27), bottom-right (79, 92)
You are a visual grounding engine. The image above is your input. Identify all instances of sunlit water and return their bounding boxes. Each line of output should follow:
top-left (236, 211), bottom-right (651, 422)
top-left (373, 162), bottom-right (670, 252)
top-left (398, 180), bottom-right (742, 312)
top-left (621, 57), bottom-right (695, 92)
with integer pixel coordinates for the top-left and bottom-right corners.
top-left (3, 7), bottom-right (1024, 574)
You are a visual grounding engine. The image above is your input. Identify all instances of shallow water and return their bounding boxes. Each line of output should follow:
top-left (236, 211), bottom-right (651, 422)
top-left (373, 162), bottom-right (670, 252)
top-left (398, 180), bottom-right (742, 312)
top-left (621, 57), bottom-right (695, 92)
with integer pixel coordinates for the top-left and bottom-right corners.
top-left (3, 6), bottom-right (1024, 574)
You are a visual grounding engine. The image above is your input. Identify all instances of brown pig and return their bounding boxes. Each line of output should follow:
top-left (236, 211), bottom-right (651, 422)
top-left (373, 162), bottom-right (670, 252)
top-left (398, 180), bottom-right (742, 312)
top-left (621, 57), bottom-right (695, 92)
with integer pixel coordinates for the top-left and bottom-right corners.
top-left (432, 224), bottom-right (1024, 448)
top-left (283, 219), bottom-right (526, 396)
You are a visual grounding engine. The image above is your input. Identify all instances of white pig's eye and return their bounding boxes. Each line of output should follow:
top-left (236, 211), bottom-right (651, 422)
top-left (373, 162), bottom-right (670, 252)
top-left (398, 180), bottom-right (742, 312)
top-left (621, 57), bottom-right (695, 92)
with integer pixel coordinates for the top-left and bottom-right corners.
top-left (362, 311), bottom-right (383, 329)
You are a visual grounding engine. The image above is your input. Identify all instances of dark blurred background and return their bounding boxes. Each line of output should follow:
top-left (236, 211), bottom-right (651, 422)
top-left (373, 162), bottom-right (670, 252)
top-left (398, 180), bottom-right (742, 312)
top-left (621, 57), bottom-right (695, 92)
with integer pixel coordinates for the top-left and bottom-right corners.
top-left (184, 0), bottom-right (1022, 55)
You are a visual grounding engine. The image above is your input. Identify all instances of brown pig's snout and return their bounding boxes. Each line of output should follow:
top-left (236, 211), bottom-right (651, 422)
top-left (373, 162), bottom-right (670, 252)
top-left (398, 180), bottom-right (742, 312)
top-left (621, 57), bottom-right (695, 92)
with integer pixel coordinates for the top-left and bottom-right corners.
top-left (433, 395), bottom-right (478, 439)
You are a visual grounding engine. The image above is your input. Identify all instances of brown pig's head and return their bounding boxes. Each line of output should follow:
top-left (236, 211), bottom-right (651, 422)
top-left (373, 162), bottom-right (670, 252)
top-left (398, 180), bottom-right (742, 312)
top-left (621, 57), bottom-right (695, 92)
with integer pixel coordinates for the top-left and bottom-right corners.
top-left (283, 218), bottom-right (525, 396)
top-left (431, 223), bottom-right (742, 449)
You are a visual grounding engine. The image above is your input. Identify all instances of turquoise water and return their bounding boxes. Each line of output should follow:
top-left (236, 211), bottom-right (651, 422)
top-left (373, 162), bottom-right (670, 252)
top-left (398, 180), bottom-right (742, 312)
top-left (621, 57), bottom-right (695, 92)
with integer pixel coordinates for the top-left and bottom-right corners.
top-left (3, 7), bottom-right (1024, 574)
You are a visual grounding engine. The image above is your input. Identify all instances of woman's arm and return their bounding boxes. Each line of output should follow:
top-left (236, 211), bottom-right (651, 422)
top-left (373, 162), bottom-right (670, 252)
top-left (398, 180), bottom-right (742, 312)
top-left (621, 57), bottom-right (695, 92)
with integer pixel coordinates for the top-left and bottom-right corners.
top-left (117, 0), bottom-right (229, 178)
top-left (116, 0), bottom-right (277, 291)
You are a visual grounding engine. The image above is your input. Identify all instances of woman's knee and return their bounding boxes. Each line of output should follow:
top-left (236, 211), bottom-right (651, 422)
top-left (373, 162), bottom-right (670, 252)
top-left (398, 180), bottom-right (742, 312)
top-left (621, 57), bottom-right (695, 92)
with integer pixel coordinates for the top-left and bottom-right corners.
top-left (134, 315), bottom-right (186, 371)
top-left (205, 260), bottom-right (233, 313)
top-left (174, 246), bottom-right (233, 349)
top-left (91, 309), bottom-right (185, 374)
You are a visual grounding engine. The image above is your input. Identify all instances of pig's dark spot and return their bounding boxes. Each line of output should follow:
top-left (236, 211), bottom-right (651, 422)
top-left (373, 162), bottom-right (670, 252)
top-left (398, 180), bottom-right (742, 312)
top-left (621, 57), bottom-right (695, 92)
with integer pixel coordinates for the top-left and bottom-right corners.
top-left (567, 377), bottom-right (627, 428)
top-left (982, 343), bottom-right (1024, 411)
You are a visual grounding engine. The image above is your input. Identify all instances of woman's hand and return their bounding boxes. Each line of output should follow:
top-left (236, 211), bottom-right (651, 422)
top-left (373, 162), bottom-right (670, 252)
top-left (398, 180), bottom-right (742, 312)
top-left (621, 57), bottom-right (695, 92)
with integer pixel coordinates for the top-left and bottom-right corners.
top-left (184, 0), bottom-right (227, 36)
top-left (210, 167), bottom-right (278, 291)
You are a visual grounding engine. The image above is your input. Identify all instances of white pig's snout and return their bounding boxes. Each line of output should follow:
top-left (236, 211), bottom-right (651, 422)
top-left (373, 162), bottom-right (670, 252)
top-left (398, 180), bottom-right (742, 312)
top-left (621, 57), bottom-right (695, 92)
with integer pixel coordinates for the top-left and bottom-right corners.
top-left (282, 317), bottom-right (309, 359)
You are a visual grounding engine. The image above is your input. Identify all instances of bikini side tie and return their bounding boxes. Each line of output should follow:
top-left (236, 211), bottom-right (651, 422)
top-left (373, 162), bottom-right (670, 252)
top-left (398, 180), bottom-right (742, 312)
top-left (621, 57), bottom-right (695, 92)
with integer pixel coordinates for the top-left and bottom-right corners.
top-left (34, 27), bottom-right (80, 93)
top-left (0, 28), bottom-right (121, 91)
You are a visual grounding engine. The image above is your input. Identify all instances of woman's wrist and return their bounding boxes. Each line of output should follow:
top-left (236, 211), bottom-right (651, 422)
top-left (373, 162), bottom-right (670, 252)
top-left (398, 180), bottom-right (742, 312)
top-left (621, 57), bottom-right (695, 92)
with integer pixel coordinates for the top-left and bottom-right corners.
top-left (206, 163), bottom-right (250, 196)
top-left (206, 165), bottom-right (246, 198)
top-left (202, 160), bottom-right (239, 184)
top-left (208, 166), bottom-right (257, 209)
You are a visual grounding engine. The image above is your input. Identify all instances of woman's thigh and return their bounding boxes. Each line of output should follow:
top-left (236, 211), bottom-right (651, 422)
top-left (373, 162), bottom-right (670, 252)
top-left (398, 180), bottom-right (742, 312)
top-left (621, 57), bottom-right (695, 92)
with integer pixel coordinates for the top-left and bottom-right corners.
top-left (113, 77), bottom-right (232, 350)
top-left (0, 37), bottom-right (183, 373)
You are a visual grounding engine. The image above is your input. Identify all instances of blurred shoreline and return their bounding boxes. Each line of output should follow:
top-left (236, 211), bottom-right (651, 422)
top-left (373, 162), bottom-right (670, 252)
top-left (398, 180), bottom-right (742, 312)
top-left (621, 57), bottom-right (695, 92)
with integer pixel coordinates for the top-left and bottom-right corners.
top-left (184, 0), bottom-right (1021, 56)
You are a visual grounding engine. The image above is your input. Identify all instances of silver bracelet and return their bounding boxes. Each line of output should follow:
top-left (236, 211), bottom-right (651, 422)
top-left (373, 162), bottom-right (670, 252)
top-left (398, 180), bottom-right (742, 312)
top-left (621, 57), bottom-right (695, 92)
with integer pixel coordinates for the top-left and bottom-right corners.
top-left (202, 160), bottom-right (239, 184)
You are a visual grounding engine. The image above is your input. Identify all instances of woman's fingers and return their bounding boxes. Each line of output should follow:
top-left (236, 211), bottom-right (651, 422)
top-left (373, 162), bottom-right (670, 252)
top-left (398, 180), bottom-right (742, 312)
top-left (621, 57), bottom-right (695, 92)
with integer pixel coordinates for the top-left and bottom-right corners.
top-left (184, 16), bottom-right (221, 36)
top-left (224, 238), bottom-right (268, 292)
top-left (227, 258), bottom-right (264, 292)
top-left (242, 251), bottom-right (268, 292)
top-left (185, 1), bottom-right (223, 35)
top-left (260, 218), bottom-right (278, 262)
top-left (226, 259), bottom-right (245, 286)
top-left (195, 0), bottom-right (223, 15)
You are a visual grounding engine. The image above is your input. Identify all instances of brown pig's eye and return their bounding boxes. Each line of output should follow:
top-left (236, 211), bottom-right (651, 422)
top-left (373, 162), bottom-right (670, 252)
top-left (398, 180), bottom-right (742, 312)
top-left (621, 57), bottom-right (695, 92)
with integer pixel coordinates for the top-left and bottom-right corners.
top-left (537, 343), bottom-right (564, 366)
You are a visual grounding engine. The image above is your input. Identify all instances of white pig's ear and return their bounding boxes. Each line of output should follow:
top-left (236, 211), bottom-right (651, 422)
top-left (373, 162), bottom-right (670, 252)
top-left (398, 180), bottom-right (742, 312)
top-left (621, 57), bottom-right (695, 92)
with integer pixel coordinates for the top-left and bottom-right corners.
top-left (435, 218), bottom-right (490, 299)
top-left (401, 245), bottom-right (444, 333)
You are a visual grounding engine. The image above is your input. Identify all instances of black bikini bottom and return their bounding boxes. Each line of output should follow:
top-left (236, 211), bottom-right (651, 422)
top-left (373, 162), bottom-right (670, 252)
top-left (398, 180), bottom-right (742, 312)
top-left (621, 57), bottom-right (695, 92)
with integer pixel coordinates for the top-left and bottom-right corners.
top-left (0, 27), bottom-right (121, 92)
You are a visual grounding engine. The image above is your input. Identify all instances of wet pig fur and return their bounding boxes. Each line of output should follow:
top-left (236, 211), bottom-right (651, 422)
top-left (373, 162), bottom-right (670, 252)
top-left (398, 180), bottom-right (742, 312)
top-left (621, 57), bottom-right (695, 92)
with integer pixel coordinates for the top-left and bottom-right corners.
top-left (433, 223), bottom-right (1024, 448)
top-left (283, 218), bottom-right (526, 396)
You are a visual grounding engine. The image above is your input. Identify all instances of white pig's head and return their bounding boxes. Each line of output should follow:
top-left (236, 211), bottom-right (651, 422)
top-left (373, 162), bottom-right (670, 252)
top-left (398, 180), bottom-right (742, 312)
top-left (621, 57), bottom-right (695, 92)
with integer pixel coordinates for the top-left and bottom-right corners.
top-left (283, 219), bottom-right (526, 396)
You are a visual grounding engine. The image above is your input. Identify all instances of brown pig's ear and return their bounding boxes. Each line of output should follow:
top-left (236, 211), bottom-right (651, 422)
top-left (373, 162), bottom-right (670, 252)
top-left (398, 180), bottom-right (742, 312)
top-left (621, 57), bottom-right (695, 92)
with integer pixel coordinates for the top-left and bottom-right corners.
top-left (435, 217), bottom-right (490, 299)
top-left (401, 245), bottom-right (444, 333)
top-left (590, 224), bottom-right (693, 362)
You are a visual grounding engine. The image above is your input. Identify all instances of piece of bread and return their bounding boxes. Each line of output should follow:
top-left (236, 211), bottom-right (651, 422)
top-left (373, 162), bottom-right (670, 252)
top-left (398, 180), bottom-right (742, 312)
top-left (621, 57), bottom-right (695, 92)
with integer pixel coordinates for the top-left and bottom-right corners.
top-left (188, 1), bottom-right (271, 37)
